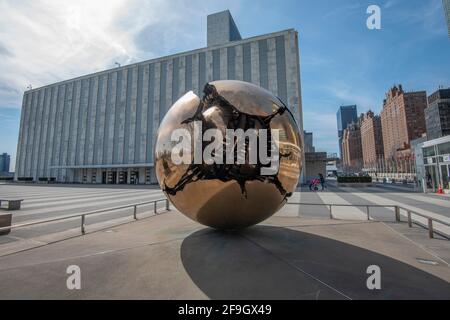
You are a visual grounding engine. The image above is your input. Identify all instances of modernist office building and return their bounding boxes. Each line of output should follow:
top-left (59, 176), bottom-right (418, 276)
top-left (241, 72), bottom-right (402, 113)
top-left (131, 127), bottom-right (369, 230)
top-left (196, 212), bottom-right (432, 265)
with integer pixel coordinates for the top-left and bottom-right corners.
top-left (425, 88), bottom-right (450, 140)
top-left (444, 0), bottom-right (450, 37)
top-left (0, 153), bottom-right (10, 174)
top-left (14, 10), bottom-right (303, 184)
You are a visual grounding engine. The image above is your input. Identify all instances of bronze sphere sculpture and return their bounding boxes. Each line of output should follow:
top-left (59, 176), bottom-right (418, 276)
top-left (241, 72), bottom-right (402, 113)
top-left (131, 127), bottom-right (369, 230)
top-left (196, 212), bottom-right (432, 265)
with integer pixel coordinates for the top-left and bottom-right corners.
top-left (155, 80), bottom-right (302, 230)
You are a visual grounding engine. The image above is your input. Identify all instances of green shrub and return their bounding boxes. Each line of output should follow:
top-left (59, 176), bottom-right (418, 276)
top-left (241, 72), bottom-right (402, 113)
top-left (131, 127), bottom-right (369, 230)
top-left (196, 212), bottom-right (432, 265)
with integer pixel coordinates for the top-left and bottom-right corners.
top-left (337, 176), bottom-right (372, 183)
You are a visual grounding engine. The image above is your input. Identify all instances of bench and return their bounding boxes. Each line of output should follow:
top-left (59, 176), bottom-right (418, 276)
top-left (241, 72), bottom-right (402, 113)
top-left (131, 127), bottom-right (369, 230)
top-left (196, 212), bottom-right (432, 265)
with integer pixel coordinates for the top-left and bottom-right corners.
top-left (0, 213), bottom-right (12, 235)
top-left (0, 198), bottom-right (24, 211)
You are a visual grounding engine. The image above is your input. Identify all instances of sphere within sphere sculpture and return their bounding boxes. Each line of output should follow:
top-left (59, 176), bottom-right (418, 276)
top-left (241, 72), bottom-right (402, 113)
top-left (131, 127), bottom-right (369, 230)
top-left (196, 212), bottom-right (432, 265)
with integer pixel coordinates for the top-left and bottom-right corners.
top-left (155, 80), bottom-right (302, 230)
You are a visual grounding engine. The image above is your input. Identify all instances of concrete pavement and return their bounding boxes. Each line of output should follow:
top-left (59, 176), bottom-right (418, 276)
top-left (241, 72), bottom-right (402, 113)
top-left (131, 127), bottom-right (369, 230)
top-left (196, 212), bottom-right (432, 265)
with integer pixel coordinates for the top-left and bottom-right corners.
top-left (0, 210), bottom-right (449, 299)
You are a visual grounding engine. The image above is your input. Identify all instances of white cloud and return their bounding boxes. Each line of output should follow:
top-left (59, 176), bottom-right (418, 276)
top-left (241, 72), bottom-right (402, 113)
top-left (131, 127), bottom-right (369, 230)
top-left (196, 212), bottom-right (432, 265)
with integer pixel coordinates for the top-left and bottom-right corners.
top-left (0, 0), bottom-right (241, 109)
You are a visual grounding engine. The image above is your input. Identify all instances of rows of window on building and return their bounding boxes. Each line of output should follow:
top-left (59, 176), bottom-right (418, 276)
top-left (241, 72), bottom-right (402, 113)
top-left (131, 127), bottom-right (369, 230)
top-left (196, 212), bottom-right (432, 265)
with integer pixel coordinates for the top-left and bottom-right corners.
top-left (337, 85), bottom-right (450, 192)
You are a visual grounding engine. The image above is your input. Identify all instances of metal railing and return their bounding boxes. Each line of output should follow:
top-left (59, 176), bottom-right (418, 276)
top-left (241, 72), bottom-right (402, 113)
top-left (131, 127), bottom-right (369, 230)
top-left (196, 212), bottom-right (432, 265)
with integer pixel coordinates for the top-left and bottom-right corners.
top-left (0, 198), bottom-right (170, 235)
top-left (287, 202), bottom-right (450, 239)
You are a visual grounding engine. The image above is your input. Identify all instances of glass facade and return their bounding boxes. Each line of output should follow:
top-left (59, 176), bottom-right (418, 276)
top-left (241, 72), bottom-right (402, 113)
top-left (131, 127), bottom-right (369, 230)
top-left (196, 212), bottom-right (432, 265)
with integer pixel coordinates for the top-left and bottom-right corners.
top-left (423, 139), bottom-right (450, 190)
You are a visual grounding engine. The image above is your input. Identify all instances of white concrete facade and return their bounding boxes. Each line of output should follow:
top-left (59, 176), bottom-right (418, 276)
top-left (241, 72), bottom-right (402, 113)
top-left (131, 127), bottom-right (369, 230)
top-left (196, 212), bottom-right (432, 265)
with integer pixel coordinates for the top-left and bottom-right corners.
top-left (15, 14), bottom-right (303, 184)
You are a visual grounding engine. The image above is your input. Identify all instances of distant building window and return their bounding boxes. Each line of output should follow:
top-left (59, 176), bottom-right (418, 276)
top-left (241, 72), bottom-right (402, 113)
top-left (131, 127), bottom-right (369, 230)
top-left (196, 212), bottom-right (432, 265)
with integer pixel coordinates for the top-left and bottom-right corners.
top-left (437, 142), bottom-right (450, 155)
top-left (423, 146), bottom-right (435, 157)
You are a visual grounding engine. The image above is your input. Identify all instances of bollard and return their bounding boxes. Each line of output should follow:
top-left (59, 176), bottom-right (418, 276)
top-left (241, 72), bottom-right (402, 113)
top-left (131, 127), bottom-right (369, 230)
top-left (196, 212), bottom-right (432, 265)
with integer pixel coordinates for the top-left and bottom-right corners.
top-left (166, 199), bottom-right (170, 211)
top-left (407, 211), bottom-right (412, 228)
top-left (154, 201), bottom-right (157, 214)
top-left (329, 205), bottom-right (333, 219)
top-left (366, 206), bottom-right (370, 220)
top-left (81, 215), bottom-right (86, 234)
top-left (395, 206), bottom-right (400, 222)
top-left (428, 219), bottom-right (434, 239)
top-left (133, 205), bottom-right (137, 220)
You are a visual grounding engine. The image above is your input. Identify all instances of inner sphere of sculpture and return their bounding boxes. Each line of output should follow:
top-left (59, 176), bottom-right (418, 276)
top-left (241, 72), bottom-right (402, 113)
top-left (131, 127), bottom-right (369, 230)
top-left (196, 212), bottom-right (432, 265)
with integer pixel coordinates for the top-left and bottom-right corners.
top-left (155, 80), bottom-right (302, 230)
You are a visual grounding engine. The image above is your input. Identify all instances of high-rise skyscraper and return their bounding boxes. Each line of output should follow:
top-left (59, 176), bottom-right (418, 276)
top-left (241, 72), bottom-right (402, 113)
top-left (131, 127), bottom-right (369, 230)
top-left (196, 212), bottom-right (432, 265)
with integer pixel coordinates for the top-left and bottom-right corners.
top-left (425, 88), bottom-right (450, 140)
top-left (444, 0), bottom-right (450, 37)
top-left (0, 153), bottom-right (11, 173)
top-left (337, 105), bottom-right (357, 159)
top-left (303, 131), bottom-right (315, 153)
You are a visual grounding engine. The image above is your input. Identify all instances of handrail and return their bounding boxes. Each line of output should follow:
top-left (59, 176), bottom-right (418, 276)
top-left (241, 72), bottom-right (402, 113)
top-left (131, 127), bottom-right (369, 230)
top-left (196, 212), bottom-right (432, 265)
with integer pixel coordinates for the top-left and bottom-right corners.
top-left (287, 202), bottom-right (450, 239)
top-left (0, 198), bottom-right (170, 235)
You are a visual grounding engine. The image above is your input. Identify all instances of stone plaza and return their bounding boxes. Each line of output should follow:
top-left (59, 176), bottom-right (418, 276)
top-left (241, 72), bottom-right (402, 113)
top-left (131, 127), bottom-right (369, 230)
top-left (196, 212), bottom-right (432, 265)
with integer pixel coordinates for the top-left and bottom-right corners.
top-left (0, 181), bottom-right (449, 299)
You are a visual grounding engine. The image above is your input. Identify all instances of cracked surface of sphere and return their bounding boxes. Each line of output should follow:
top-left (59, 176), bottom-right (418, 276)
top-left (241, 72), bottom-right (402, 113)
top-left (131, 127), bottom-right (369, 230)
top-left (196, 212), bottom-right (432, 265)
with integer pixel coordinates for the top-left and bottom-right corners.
top-left (155, 80), bottom-right (302, 230)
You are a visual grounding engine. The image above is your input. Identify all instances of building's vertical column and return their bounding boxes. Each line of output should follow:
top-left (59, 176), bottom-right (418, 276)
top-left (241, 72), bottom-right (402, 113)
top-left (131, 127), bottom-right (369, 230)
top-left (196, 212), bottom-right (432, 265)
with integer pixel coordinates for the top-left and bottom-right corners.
top-left (276, 35), bottom-right (288, 107)
top-left (104, 72), bottom-right (118, 166)
top-left (44, 87), bottom-right (57, 178)
top-left (219, 47), bottom-right (227, 80)
top-left (185, 55), bottom-right (193, 92)
top-left (113, 69), bottom-right (123, 165)
top-left (250, 41), bottom-right (260, 87)
top-left (134, 65), bottom-right (148, 163)
top-left (52, 85), bottom-right (65, 180)
top-left (67, 80), bottom-right (81, 182)
top-left (86, 77), bottom-right (98, 166)
top-left (227, 46), bottom-right (235, 80)
top-left (267, 38), bottom-right (278, 95)
top-left (235, 45), bottom-right (243, 81)
top-left (128, 65), bottom-right (138, 164)
top-left (94, 74), bottom-right (107, 168)
top-left (15, 92), bottom-right (29, 179)
top-left (242, 44), bottom-right (251, 83)
top-left (60, 82), bottom-right (74, 182)
top-left (83, 77), bottom-right (94, 166)
top-left (198, 52), bottom-right (206, 95)
top-left (25, 91), bottom-right (38, 178)
top-left (76, 79), bottom-right (90, 167)
top-left (31, 90), bottom-right (44, 180)
top-left (171, 57), bottom-right (179, 105)
top-left (152, 62), bottom-right (161, 165)
top-left (206, 51), bottom-right (213, 83)
top-left (138, 64), bottom-right (149, 164)
top-left (258, 39), bottom-right (269, 90)
top-left (158, 61), bottom-right (166, 125)
top-left (60, 81), bottom-right (78, 182)
top-left (212, 49), bottom-right (220, 81)
top-left (146, 64), bottom-right (155, 165)
top-left (37, 87), bottom-right (51, 179)
top-left (165, 59), bottom-right (173, 115)
top-left (123, 68), bottom-right (133, 165)
top-left (116, 69), bottom-right (127, 165)
top-left (18, 93), bottom-right (30, 177)
top-left (178, 56), bottom-right (186, 98)
top-left (192, 54), bottom-right (199, 96)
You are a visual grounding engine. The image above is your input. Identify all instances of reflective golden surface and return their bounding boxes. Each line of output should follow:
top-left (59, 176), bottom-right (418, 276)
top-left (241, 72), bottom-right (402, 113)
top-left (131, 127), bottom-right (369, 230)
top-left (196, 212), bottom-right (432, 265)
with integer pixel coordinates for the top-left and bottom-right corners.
top-left (155, 80), bottom-right (302, 229)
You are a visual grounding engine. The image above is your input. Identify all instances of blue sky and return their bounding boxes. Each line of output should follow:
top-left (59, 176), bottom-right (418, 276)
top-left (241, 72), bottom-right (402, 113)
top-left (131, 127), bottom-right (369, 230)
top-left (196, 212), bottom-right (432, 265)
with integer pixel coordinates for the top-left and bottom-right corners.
top-left (0, 0), bottom-right (449, 171)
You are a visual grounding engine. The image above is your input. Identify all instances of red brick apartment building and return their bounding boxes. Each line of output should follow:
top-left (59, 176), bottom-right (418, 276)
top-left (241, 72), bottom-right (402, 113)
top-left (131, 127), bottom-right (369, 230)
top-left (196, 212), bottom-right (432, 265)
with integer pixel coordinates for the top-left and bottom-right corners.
top-left (380, 85), bottom-right (427, 160)
top-left (342, 121), bottom-right (363, 171)
top-left (361, 111), bottom-right (384, 168)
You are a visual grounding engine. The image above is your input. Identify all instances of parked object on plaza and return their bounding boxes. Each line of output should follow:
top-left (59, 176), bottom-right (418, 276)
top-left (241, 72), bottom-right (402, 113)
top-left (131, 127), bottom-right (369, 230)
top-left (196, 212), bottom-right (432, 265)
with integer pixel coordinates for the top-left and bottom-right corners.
top-left (155, 80), bottom-right (302, 230)
top-left (0, 198), bottom-right (23, 210)
top-left (0, 213), bottom-right (12, 235)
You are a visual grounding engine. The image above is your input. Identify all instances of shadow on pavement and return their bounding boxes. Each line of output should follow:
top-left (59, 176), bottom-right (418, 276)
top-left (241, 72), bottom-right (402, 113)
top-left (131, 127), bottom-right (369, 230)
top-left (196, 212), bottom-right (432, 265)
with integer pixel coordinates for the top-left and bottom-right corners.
top-left (180, 226), bottom-right (450, 300)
